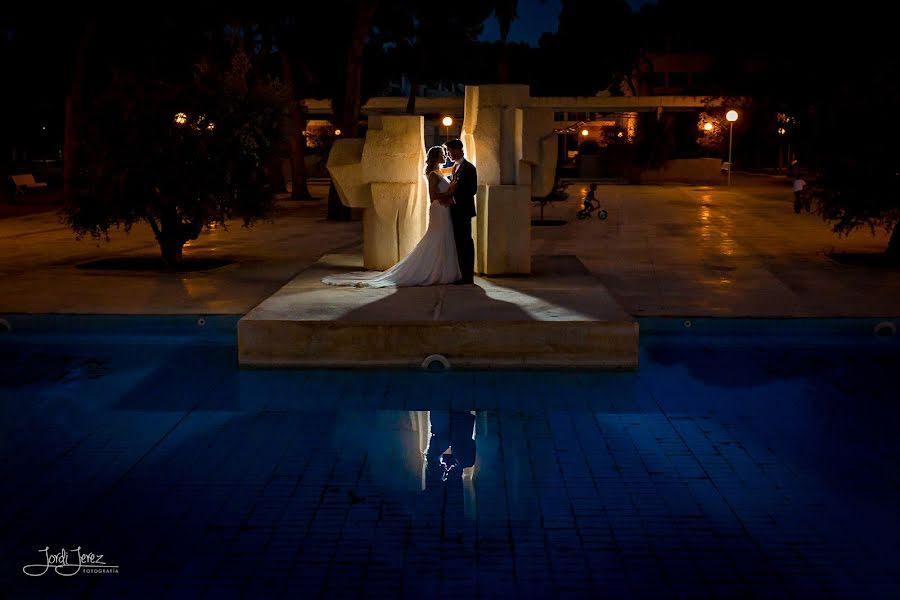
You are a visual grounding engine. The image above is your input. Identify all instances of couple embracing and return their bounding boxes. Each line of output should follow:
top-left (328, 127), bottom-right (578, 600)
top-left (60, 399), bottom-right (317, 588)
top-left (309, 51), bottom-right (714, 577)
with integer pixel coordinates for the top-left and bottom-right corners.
top-left (322, 139), bottom-right (476, 288)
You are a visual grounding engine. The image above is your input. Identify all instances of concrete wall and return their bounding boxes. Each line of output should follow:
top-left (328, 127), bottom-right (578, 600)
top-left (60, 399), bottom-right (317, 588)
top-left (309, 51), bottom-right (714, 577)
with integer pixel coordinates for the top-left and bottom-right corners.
top-left (639, 158), bottom-right (722, 183)
top-left (579, 157), bottom-right (722, 183)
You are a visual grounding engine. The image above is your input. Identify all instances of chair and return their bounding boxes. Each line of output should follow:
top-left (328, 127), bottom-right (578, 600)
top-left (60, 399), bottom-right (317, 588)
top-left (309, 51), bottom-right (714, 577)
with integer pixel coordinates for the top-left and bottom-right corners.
top-left (10, 174), bottom-right (49, 196)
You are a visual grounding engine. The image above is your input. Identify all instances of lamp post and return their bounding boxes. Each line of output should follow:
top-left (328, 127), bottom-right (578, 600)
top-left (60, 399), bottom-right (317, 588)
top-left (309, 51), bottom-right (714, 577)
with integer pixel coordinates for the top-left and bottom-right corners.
top-left (726, 110), bottom-right (738, 187)
top-left (777, 127), bottom-right (786, 171)
top-left (442, 116), bottom-right (453, 142)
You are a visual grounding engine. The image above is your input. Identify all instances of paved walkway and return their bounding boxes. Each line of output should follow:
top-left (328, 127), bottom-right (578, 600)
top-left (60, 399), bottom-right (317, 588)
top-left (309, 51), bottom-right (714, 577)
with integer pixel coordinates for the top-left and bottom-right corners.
top-left (1, 176), bottom-right (898, 317)
top-left (535, 176), bottom-right (900, 316)
top-left (0, 183), bottom-right (359, 314)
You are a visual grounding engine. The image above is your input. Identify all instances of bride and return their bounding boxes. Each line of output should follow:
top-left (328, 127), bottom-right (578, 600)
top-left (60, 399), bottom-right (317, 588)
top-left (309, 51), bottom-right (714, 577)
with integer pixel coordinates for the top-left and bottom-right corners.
top-left (321, 146), bottom-right (462, 288)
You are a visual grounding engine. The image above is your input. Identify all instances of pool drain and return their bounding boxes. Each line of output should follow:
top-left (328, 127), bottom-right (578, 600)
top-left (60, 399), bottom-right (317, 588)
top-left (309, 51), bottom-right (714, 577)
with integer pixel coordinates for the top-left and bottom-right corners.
top-left (197, 317), bottom-right (207, 327)
top-left (422, 354), bottom-right (451, 371)
top-left (874, 321), bottom-right (896, 337)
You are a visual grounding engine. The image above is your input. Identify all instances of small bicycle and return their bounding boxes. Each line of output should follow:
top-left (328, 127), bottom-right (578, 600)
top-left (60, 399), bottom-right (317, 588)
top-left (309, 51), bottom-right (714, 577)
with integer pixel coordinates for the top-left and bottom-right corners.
top-left (576, 183), bottom-right (608, 220)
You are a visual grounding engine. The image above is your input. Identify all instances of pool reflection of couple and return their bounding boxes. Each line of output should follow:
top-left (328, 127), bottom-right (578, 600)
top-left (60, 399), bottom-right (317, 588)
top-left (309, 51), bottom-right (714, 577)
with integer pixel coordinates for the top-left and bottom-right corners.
top-left (423, 410), bottom-right (476, 487)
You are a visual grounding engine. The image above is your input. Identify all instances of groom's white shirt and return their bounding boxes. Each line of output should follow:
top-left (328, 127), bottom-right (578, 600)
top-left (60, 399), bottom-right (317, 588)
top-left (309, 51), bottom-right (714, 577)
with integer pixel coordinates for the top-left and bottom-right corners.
top-left (450, 158), bottom-right (469, 204)
top-left (449, 158), bottom-right (467, 204)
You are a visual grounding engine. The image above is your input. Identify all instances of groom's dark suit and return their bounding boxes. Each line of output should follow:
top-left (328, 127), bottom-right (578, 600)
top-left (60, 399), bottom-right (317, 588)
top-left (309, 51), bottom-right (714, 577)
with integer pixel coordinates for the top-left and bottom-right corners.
top-left (449, 158), bottom-right (477, 283)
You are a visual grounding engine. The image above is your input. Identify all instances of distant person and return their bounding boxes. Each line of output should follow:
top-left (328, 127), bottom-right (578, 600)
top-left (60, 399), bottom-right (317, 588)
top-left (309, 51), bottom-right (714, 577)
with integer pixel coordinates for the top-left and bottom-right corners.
top-left (793, 176), bottom-right (808, 213)
top-left (583, 183), bottom-right (598, 212)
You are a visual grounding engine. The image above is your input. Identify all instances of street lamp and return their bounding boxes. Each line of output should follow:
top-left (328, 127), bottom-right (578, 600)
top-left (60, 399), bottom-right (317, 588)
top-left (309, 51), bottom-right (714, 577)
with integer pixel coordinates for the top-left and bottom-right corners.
top-left (442, 116), bottom-right (453, 141)
top-left (726, 110), bottom-right (738, 186)
top-left (704, 122), bottom-right (713, 131)
top-left (581, 129), bottom-right (589, 137)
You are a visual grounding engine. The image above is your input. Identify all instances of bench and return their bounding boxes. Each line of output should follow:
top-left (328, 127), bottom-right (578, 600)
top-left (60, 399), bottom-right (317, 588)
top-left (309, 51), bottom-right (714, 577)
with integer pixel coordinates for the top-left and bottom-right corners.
top-left (10, 174), bottom-right (48, 197)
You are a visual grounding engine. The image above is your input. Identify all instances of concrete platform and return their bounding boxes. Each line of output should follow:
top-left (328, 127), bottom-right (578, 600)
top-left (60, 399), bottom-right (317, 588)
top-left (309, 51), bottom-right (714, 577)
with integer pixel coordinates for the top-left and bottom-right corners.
top-left (237, 254), bottom-right (638, 369)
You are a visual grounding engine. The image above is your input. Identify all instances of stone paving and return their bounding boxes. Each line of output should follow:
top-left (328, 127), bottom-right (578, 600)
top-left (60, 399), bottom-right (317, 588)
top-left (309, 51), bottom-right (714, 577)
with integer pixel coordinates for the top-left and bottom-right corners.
top-left (534, 176), bottom-right (900, 317)
top-left (1, 175), bottom-right (898, 317)
top-left (0, 182), bottom-right (360, 314)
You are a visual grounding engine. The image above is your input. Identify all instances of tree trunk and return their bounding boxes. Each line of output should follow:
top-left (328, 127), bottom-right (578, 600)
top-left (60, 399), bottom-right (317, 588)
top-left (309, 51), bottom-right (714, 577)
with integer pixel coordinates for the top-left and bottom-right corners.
top-left (292, 108), bottom-right (313, 200)
top-left (148, 200), bottom-right (204, 269)
top-left (498, 43), bottom-right (510, 84)
top-left (496, 1), bottom-right (516, 83)
top-left (281, 52), bottom-right (313, 201)
top-left (151, 222), bottom-right (188, 269)
top-left (328, 0), bottom-right (379, 221)
top-left (63, 18), bottom-right (95, 205)
top-left (158, 238), bottom-right (185, 268)
top-left (326, 180), bottom-right (352, 221)
top-left (887, 225), bottom-right (900, 259)
top-left (339, 0), bottom-right (379, 137)
top-left (406, 80), bottom-right (418, 115)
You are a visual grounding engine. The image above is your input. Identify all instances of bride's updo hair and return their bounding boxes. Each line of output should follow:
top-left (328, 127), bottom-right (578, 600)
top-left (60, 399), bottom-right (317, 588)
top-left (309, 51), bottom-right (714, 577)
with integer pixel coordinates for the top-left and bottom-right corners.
top-left (425, 146), bottom-right (446, 175)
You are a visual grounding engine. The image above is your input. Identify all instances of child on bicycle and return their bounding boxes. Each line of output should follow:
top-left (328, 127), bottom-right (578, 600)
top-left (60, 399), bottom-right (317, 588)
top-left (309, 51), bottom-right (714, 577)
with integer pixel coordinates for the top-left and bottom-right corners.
top-left (583, 183), bottom-right (598, 211)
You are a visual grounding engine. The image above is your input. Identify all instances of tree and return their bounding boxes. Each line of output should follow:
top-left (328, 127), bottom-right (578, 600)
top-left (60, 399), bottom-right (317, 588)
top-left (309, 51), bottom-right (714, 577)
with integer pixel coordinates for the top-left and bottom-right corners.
top-left (63, 49), bottom-right (286, 267)
top-left (334, 0), bottom-right (380, 137)
top-left (326, 0), bottom-right (380, 221)
top-left (807, 59), bottom-right (900, 258)
top-left (1, 17), bottom-right (82, 179)
top-left (694, 98), bottom-right (747, 158)
top-left (773, 8), bottom-right (900, 257)
top-left (493, 0), bottom-right (519, 84)
top-left (372, 0), bottom-right (492, 114)
top-left (63, 18), bottom-right (96, 205)
top-left (631, 113), bottom-right (675, 178)
top-left (533, 0), bottom-right (637, 96)
top-left (280, 51), bottom-right (313, 200)
top-left (695, 111), bottom-right (725, 155)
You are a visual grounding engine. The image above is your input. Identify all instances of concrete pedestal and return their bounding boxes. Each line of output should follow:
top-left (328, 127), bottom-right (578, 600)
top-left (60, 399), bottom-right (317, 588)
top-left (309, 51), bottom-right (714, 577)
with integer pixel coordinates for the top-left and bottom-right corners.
top-left (238, 254), bottom-right (638, 370)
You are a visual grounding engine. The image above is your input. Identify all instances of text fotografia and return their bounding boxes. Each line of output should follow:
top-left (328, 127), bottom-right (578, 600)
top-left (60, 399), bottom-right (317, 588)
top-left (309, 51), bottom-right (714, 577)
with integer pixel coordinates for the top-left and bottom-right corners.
top-left (23, 546), bottom-right (119, 576)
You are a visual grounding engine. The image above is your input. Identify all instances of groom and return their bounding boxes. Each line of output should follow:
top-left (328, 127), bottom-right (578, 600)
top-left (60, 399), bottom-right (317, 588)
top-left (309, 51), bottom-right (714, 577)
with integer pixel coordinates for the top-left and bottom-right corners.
top-left (443, 139), bottom-right (476, 285)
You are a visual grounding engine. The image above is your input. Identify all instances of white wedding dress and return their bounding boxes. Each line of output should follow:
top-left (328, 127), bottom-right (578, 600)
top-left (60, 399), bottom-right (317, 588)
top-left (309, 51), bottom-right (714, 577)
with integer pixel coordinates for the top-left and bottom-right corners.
top-left (321, 172), bottom-right (461, 288)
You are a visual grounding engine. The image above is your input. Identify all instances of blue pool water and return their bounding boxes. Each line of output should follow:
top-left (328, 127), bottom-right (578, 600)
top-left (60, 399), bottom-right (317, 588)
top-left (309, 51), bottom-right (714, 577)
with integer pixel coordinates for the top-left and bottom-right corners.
top-left (1, 316), bottom-right (899, 599)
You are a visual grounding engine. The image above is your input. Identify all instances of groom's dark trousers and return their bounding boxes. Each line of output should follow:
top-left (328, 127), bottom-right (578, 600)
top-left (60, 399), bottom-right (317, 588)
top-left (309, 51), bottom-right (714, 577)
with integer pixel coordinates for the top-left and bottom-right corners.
top-left (451, 211), bottom-right (474, 282)
top-left (450, 159), bottom-right (477, 282)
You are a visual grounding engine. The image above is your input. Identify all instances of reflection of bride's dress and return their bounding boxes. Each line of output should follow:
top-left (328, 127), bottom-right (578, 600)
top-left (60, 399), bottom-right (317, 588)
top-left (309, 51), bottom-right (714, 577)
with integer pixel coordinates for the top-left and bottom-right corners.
top-left (321, 172), bottom-right (461, 288)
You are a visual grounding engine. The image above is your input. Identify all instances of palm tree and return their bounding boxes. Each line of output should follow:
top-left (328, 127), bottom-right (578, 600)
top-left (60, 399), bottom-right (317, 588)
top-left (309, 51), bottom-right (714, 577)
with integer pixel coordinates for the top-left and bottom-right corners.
top-left (374, 0), bottom-right (493, 115)
top-left (63, 18), bottom-right (96, 204)
top-left (327, 0), bottom-right (380, 220)
top-left (274, 18), bottom-right (315, 201)
top-left (337, 0), bottom-right (380, 137)
top-left (494, 0), bottom-right (518, 83)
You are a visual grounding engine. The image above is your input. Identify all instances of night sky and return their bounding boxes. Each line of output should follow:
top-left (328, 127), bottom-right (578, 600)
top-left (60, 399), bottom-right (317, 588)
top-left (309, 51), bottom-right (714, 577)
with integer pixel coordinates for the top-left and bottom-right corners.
top-left (480, 0), bottom-right (656, 46)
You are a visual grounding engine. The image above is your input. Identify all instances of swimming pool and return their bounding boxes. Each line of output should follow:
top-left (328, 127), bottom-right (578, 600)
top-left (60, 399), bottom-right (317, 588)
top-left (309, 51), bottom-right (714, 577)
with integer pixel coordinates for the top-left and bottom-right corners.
top-left (2, 315), bottom-right (898, 598)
